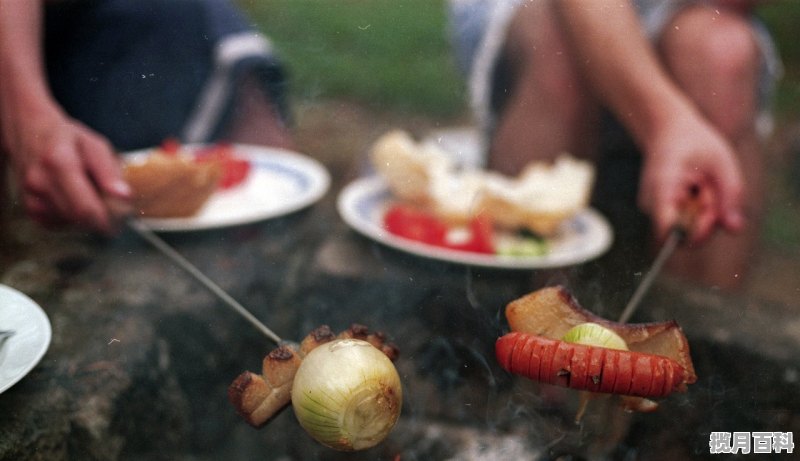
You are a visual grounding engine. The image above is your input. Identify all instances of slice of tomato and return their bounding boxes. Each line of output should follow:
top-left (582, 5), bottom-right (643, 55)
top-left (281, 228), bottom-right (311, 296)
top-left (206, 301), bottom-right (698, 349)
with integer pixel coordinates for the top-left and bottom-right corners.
top-left (445, 213), bottom-right (495, 254)
top-left (159, 137), bottom-right (181, 155)
top-left (383, 204), bottom-right (448, 246)
top-left (194, 143), bottom-right (251, 189)
top-left (219, 157), bottom-right (251, 189)
top-left (383, 204), bottom-right (496, 254)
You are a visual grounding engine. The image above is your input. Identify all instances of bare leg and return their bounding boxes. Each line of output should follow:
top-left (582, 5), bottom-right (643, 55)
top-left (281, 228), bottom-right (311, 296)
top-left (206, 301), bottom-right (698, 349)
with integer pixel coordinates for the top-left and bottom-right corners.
top-left (489, 1), bottom-right (600, 176)
top-left (222, 73), bottom-right (295, 150)
top-left (658, 5), bottom-right (764, 289)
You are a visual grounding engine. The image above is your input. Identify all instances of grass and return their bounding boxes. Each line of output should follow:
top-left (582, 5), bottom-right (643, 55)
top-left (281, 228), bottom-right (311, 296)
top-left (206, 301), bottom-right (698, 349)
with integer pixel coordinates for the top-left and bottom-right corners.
top-left (758, 2), bottom-right (800, 250)
top-left (240, 0), bottom-right (466, 118)
top-left (758, 2), bottom-right (800, 117)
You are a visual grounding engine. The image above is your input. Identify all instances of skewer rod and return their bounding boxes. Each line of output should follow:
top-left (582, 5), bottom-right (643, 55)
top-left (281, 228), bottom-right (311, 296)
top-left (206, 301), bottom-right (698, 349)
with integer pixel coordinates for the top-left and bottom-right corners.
top-left (128, 219), bottom-right (282, 345)
top-left (618, 228), bottom-right (682, 324)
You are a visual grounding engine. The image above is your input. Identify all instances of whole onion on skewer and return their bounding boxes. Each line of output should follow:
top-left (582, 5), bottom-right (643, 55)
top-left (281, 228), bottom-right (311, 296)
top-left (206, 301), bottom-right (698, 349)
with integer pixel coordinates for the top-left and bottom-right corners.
top-left (291, 338), bottom-right (403, 451)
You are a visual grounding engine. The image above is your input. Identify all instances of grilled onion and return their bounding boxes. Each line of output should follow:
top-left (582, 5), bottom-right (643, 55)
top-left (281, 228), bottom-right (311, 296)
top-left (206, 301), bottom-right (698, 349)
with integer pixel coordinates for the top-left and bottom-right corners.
top-left (562, 322), bottom-right (629, 350)
top-left (291, 339), bottom-right (403, 451)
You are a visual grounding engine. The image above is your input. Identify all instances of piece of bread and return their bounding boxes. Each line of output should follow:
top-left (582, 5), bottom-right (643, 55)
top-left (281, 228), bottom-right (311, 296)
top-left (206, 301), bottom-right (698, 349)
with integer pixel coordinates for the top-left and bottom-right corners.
top-left (369, 130), bottom-right (594, 236)
top-left (370, 130), bottom-right (452, 207)
top-left (124, 152), bottom-right (222, 218)
top-left (480, 156), bottom-right (594, 236)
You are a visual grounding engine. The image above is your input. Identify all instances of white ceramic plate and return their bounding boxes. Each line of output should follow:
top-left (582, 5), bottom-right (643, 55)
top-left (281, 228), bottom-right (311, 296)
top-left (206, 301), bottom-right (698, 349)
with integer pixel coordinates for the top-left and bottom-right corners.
top-left (124, 144), bottom-right (331, 232)
top-left (0, 285), bottom-right (52, 394)
top-left (337, 176), bottom-right (613, 269)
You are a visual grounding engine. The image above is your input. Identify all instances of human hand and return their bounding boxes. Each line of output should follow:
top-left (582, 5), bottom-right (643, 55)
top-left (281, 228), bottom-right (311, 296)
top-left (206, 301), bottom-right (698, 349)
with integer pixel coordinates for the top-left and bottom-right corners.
top-left (4, 111), bottom-right (132, 234)
top-left (638, 115), bottom-right (745, 244)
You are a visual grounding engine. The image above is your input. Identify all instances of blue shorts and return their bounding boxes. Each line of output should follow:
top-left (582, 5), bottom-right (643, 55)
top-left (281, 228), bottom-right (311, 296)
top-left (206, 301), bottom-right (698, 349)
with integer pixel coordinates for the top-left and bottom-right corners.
top-left (45, 0), bottom-right (288, 151)
top-left (447, 0), bottom-right (783, 155)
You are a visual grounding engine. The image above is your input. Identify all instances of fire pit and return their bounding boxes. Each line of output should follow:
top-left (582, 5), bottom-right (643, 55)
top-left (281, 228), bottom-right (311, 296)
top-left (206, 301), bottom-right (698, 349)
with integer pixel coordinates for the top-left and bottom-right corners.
top-left (0, 185), bottom-right (797, 461)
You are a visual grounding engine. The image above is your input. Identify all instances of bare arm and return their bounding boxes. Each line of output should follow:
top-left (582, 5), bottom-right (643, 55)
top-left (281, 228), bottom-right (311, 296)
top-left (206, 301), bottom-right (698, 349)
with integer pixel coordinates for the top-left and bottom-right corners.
top-left (554, 0), bottom-right (744, 242)
top-left (0, 0), bottom-right (131, 234)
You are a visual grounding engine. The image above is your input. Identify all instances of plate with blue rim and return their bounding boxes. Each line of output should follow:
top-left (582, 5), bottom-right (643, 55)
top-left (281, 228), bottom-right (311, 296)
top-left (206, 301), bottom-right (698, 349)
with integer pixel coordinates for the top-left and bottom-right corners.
top-left (337, 176), bottom-right (613, 269)
top-left (0, 284), bottom-right (52, 394)
top-left (123, 144), bottom-right (331, 232)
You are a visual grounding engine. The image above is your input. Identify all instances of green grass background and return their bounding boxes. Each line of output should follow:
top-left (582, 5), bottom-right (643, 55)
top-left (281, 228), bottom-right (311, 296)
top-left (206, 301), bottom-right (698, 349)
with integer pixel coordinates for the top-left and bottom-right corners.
top-left (241, 0), bottom-right (466, 117)
top-left (758, 1), bottom-right (800, 115)
top-left (750, 2), bottom-right (800, 250)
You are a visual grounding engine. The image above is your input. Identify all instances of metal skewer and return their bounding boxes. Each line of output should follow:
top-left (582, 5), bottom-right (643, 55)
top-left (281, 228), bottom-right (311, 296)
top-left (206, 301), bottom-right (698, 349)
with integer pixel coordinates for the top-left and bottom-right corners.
top-left (127, 219), bottom-right (283, 345)
top-left (618, 227), bottom-right (684, 324)
top-left (618, 184), bottom-right (700, 324)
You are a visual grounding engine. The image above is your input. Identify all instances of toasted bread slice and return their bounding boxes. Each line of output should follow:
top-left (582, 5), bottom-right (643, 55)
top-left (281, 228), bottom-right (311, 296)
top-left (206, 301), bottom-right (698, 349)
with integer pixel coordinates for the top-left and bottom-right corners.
top-left (124, 152), bottom-right (221, 218)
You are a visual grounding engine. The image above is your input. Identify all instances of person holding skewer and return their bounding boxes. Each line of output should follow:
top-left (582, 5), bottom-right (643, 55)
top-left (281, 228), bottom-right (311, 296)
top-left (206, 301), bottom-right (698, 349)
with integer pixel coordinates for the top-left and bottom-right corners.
top-left (0, 0), bottom-right (294, 235)
top-left (448, 0), bottom-right (782, 289)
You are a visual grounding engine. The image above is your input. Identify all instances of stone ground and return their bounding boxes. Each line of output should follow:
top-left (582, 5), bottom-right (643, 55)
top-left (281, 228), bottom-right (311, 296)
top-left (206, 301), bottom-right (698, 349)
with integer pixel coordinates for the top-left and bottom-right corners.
top-left (0, 99), bottom-right (797, 461)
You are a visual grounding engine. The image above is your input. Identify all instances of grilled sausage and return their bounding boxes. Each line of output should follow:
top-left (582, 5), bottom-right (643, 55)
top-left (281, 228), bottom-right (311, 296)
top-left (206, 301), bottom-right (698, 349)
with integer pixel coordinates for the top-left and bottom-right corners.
top-left (495, 331), bottom-right (689, 399)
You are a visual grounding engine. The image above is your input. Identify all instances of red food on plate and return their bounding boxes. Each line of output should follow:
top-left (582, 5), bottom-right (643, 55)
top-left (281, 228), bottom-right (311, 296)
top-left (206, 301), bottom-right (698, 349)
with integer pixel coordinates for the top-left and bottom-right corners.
top-left (383, 204), bottom-right (448, 246)
top-left (382, 204), bottom-right (495, 254)
top-left (159, 137), bottom-right (181, 155)
top-left (195, 143), bottom-right (251, 189)
top-left (446, 212), bottom-right (494, 254)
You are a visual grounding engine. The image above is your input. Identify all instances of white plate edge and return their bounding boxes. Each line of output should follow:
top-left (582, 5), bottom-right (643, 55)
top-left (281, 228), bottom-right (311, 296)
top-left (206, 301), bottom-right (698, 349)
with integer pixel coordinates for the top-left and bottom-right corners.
top-left (336, 176), bottom-right (614, 269)
top-left (124, 144), bottom-right (331, 232)
top-left (0, 285), bottom-right (52, 394)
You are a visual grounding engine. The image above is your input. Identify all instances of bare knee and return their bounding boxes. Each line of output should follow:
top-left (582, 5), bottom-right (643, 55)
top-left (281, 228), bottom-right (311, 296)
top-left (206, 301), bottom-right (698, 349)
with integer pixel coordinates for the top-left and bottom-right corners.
top-left (661, 6), bottom-right (761, 136)
top-left (505, 2), bottom-right (590, 120)
top-left (682, 12), bottom-right (760, 87)
top-left (663, 7), bottom-right (760, 84)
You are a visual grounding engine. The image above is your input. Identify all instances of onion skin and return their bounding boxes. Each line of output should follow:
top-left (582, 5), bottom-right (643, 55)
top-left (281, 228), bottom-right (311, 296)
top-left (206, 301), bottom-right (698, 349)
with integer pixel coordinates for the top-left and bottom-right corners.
top-left (291, 339), bottom-right (403, 451)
